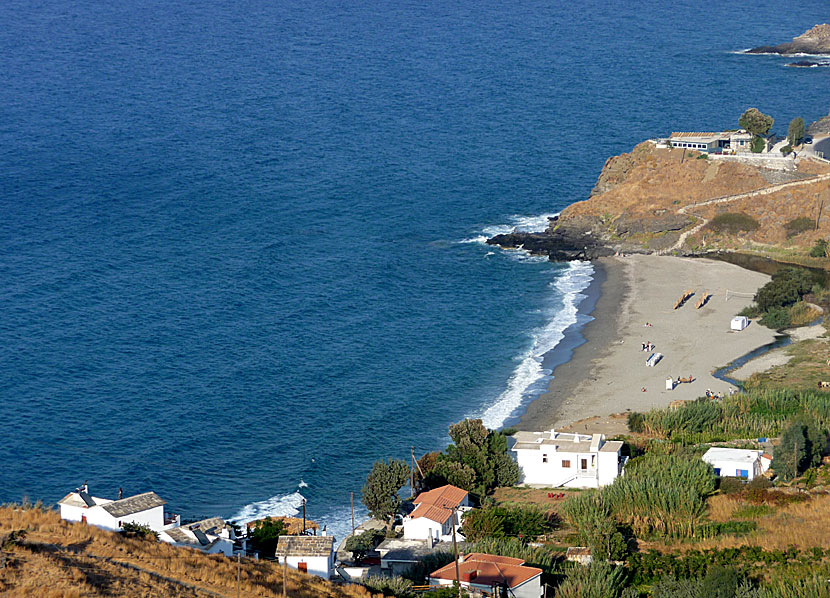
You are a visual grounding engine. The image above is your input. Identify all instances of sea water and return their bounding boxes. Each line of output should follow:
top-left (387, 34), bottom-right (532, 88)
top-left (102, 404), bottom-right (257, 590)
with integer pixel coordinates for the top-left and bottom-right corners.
top-left (1, 0), bottom-right (828, 537)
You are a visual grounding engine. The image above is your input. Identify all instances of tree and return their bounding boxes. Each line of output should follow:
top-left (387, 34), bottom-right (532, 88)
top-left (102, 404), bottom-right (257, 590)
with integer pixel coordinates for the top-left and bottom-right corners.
top-left (436, 419), bottom-right (520, 496)
top-left (788, 117), bottom-right (806, 146)
top-left (738, 108), bottom-right (774, 137)
top-left (344, 528), bottom-right (385, 561)
top-left (361, 458), bottom-right (410, 522)
top-left (250, 517), bottom-right (286, 555)
top-left (773, 420), bottom-right (808, 480)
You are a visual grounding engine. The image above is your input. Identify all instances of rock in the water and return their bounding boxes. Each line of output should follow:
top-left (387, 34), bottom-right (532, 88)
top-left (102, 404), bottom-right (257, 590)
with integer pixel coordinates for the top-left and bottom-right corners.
top-left (786, 60), bottom-right (827, 67)
top-left (747, 24), bottom-right (830, 55)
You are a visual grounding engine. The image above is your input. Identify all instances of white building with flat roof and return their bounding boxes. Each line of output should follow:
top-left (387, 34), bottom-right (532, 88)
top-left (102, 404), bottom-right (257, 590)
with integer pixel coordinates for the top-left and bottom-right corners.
top-left (668, 130), bottom-right (754, 153)
top-left (511, 430), bottom-right (626, 488)
top-left (702, 448), bottom-right (770, 480)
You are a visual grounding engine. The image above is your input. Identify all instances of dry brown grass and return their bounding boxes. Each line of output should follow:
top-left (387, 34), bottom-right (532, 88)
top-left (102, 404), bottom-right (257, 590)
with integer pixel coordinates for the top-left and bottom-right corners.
top-left (705, 494), bottom-right (741, 522)
top-left (693, 493), bottom-right (830, 552)
top-left (0, 506), bottom-right (373, 598)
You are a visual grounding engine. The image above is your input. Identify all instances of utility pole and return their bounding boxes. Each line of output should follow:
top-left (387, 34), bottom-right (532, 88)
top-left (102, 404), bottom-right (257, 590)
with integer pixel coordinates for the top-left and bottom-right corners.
top-left (236, 552), bottom-right (241, 598)
top-left (410, 446), bottom-right (415, 498)
top-left (302, 499), bottom-right (306, 536)
top-left (350, 492), bottom-right (355, 537)
top-left (451, 510), bottom-right (462, 598)
top-left (282, 548), bottom-right (288, 598)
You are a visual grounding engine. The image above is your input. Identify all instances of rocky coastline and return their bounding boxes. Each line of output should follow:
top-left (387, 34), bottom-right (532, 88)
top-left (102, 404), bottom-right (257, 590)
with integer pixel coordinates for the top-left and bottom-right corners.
top-left (746, 23), bottom-right (830, 55)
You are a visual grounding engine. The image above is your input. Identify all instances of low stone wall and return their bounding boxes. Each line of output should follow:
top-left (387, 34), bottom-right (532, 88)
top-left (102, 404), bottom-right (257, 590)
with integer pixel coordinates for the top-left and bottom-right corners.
top-left (709, 153), bottom-right (795, 171)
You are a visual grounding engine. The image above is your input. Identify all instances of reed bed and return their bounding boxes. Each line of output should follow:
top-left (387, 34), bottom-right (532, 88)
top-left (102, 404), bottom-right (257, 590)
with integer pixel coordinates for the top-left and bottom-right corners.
top-left (629, 388), bottom-right (830, 443)
top-left (563, 454), bottom-right (716, 540)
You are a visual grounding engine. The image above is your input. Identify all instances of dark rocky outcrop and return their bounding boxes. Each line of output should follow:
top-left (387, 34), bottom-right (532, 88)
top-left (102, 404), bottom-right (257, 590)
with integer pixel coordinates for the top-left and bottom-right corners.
top-left (747, 24), bottom-right (830, 55)
top-left (786, 60), bottom-right (829, 68)
top-left (486, 223), bottom-right (616, 261)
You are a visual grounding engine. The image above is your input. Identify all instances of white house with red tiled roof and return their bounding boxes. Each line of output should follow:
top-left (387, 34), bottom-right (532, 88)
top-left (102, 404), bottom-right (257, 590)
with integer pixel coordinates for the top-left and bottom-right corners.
top-left (429, 553), bottom-right (542, 598)
top-left (402, 485), bottom-right (471, 543)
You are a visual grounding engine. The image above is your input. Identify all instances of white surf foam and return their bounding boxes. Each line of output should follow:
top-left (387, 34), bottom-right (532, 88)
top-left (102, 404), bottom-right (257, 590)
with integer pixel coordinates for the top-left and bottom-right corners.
top-left (229, 489), bottom-right (305, 524)
top-left (459, 213), bottom-right (559, 245)
top-left (480, 260), bottom-right (594, 430)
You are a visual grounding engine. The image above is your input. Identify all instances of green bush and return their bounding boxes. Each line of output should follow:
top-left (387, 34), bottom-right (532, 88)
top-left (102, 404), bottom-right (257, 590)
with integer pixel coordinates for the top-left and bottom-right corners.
top-left (627, 411), bottom-right (645, 433)
top-left (755, 268), bottom-right (813, 311)
top-left (760, 307), bottom-right (791, 329)
top-left (738, 304), bottom-right (761, 318)
top-left (750, 136), bottom-right (766, 153)
top-left (345, 528), bottom-right (386, 561)
top-left (779, 144), bottom-right (793, 155)
top-left (717, 477), bottom-right (745, 495)
top-left (461, 505), bottom-right (555, 542)
top-left (709, 213), bottom-right (760, 235)
top-left (362, 575), bottom-right (416, 598)
top-left (784, 217), bottom-right (814, 238)
top-left (121, 522), bottom-right (159, 541)
top-left (809, 238), bottom-right (828, 258)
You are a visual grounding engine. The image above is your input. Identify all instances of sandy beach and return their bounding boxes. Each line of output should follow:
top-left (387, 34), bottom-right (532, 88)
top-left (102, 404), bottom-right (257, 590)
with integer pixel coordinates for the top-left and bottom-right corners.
top-left (519, 255), bottom-right (776, 431)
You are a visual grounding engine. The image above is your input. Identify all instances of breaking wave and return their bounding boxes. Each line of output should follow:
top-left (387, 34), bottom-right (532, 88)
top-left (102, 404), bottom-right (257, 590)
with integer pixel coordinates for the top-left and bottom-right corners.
top-left (230, 488), bottom-right (305, 524)
top-left (480, 260), bottom-right (594, 429)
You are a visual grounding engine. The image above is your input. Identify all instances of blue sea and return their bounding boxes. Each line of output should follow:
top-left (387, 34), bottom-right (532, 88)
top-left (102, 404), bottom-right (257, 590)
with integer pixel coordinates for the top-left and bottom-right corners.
top-left (1, 0), bottom-right (828, 537)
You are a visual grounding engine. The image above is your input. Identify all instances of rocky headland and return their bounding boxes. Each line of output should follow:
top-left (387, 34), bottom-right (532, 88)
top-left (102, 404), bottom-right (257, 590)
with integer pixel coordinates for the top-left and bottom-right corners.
top-left (746, 23), bottom-right (830, 55)
top-left (488, 135), bottom-right (830, 261)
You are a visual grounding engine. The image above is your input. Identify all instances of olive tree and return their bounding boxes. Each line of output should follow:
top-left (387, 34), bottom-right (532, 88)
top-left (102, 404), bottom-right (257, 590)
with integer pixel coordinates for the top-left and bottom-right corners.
top-left (361, 458), bottom-right (410, 522)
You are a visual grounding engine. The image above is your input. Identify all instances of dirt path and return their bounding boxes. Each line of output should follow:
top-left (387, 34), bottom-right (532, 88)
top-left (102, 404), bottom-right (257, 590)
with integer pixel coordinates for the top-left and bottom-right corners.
top-left (659, 170), bottom-right (830, 254)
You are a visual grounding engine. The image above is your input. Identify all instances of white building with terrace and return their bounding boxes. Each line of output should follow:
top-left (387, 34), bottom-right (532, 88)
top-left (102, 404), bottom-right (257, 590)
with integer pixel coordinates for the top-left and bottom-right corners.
top-left (667, 130), bottom-right (753, 153)
top-left (511, 430), bottom-right (626, 489)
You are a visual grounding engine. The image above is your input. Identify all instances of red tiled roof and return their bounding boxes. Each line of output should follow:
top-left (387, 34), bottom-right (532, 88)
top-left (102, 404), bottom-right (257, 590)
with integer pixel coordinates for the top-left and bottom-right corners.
top-left (462, 553), bottom-right (525, 566)
top-left (430, 553), bottom-right (541, 588)
top-left (413, 485), bottom-right (468, 509)
top-left (410, 503), bottom-right (453, 524)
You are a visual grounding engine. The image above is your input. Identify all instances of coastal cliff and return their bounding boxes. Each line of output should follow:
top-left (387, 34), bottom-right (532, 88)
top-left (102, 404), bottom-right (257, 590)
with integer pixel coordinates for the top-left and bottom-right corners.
top-left (489, 139), bottom-right (830, 261)
top-left (746, 23), bottom-right (830, 55)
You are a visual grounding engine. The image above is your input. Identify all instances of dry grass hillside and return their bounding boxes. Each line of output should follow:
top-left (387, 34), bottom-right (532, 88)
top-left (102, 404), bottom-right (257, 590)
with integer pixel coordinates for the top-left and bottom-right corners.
top-left (0, 505), bottom-right (372, 598)
top-left (559, 142), bottom-right (830, 255)
top-left (571, 142), bottom-right (770, 218)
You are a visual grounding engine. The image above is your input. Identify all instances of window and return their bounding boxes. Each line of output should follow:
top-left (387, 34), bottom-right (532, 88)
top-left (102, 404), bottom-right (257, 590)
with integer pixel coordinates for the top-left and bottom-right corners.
top-left (737, 469), bottom-right (749, 479)
top-left (542, 454), bottom-right (548, 463)
top-left (714, 468), bottom-right (721, 476)
top-left (298, 562), bottom-right (308, 573)
top-left (562, 460), bottom-right (571, 468)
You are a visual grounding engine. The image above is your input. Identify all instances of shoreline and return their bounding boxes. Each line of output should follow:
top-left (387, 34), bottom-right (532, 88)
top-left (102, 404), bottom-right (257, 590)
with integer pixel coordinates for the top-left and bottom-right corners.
top-left (517, 257), bottom-right (624, 431)
top-left (517, 255), bottom-right (776, 432)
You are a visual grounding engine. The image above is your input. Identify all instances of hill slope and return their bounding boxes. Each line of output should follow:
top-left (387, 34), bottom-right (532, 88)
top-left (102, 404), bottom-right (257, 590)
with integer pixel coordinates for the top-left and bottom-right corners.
top-left (0, 506), bottom-right (371, 598)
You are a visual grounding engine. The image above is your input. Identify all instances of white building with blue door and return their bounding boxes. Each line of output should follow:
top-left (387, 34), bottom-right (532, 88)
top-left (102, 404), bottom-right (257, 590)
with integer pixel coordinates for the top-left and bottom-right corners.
top-left (702, 448), bottom-right (771, 481)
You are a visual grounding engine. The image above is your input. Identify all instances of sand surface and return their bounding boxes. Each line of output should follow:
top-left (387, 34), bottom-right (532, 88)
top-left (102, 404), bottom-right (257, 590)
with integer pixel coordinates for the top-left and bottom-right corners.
top-left (520, 255), bottom-right (776, 431)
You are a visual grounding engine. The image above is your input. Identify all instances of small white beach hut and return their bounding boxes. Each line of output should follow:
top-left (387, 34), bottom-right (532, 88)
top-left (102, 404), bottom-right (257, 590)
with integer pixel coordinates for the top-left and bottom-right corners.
top-left (731, 316), bottom-right (749, 331)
